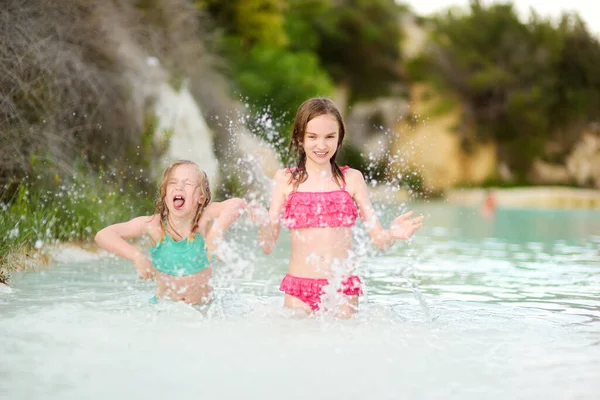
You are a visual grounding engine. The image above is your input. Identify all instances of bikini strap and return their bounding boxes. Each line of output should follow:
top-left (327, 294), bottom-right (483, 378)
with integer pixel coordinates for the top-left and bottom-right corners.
top-left (339, 165), bottom-right (349, 190)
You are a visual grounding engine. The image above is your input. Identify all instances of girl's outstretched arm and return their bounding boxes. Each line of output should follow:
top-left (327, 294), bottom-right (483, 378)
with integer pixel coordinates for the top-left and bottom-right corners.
top-left (351, 170), bottom-right (424, 251)
top-left (94, 216), bottom-right (157, 279)
top-left (258, 168), bottom-right (289, 255)
top-left (203, 198), bottom-right (248, 259)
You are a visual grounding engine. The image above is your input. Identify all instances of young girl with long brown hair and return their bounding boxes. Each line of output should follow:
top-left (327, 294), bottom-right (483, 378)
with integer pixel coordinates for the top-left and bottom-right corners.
top-left (258, 98), bottom-right (424, 317)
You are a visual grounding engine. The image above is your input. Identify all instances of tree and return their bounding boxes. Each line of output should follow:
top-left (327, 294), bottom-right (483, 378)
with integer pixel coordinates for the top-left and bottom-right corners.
top-left (200, 0), bottom-right (288, 47)
top-left (409, 2), bottom-right (600, 178)
top-left (288, 0), bottom-right (405, 102)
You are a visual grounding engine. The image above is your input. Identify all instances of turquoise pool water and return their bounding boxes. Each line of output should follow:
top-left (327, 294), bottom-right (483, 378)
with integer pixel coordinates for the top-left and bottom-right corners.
top-left (1, 203), bottom-right (599, 399)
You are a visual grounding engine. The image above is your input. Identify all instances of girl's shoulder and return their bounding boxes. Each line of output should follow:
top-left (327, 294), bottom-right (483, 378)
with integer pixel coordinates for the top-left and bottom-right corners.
top-left (340, 166), bottom-right (364, 181)
top-left (131, 214), bottom-right (161, 230)
top-left (143, 214), bottom-right (163, 242)
top-left (272, 168), bottom-right (295, 197)
top-left (339, 166), bottom-right (365, 195)
top-left (197, 202), bottom-right (219, 225)
top-left (275, 168), bottom-right (295, 184)
top-left (199, 198), bottom-right (243, 222)
top-left (278, 167), bottom-right (295, 176)
top-left (146, 213), bottom-right (163, 226)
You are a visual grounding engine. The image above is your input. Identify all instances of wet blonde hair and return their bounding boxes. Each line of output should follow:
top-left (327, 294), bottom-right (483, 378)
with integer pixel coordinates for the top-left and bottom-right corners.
top-left (155, 160), bottom-right (211, 242)
top-left (288, 97), bottom-right (346, 190)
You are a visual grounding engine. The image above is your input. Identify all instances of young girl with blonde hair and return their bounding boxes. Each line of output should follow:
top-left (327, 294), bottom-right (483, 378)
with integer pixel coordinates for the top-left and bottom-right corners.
top-left (258, 98), bottom-right (424, 317)
top-left (96, 160), bottom-right (261, 304)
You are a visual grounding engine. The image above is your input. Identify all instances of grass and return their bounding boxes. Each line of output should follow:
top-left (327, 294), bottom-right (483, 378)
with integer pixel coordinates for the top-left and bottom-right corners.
top-left (0, 173), bottom-right (154, 284)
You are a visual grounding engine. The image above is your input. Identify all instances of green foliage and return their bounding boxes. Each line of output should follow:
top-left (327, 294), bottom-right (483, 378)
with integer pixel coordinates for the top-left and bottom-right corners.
top-left (399, 169), bottom-right (427, 199)
top-left (215, 172), bottom-right (245, 199)
top-left (168, 73), bottom-right (185, 92)
top-left (412, 2), bottom-right (600, 178)
top-left (288, 0), bottom-right (405, 102)
top-left (284, 0), bottom-right (329, 52)
top-left (228, 42), bottom-right (333, 140)
top-left (337, 144), bottom-right (369, 177)
top-left (235, 0), bottom-right (288, 47)
top-left (0, 173), bottom-right (154, 280)
top-left (337, 145), bottom-right (432, 198)
top-left (200, 0), bottom-right (288, 47)
top-left (429, 96), bottom-right (460, 118)
top-left (550, 16), bottom-right (600, 128)
top-left (139, 112), bottom-right (159, 168)
top-left (203, 0), bottom-right (334, 152)
top-left (136, 111), bottom-right (174, 170)
top-left (337, 144), bottom-right (387, 182)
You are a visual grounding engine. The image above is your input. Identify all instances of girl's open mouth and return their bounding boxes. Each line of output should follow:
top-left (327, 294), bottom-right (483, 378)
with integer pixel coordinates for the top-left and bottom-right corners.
top-left (173, 195), bottom-right (185, 210)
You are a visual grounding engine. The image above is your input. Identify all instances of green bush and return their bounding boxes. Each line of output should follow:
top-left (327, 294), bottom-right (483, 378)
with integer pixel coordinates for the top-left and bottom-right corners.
top-left (411, 2), bottom-right (600, 180)
top-left (228, 42), bottom-right (334, 145)
top-left (0, 173), bottom-right (154, 281)
top-left (287, 0), bottom-right (406, 103)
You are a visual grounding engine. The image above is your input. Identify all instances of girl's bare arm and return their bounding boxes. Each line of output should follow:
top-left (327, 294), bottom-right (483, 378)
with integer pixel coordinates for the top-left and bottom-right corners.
top-left (351, 170), bottom-right (423, 251)
top-left (259, 169), bottom-right (288, 255)
top-left (202, 198), bottom-right (248, 257)
top-left (94, 216), bottom-right (156, 261)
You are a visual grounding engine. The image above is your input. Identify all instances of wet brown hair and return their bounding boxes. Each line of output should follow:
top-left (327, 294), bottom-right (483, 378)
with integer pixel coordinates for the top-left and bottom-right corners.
top-left (288, 97), bottom-right (346, 189)
top-left (155, 160), bottom-right (211, 242)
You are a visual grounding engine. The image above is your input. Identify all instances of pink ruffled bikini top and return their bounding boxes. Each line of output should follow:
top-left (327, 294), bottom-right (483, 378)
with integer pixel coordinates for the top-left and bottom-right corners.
top-left (283, 166), bottom-right (359, 229)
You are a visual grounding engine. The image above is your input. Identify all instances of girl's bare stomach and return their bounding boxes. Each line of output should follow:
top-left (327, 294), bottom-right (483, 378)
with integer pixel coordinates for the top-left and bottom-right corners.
top-left (287, 227), bottom-right (355, 279)
top-left (155, 267), bottom-right (213, 305)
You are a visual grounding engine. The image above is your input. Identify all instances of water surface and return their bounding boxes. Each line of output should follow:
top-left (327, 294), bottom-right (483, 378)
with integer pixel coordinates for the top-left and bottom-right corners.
top-left (1, 203), bottom-right (599, 399)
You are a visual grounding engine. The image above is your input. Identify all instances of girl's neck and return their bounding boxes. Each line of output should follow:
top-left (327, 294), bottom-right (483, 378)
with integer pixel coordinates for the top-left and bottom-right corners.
top-left (166, 215), bottom-right (194, 238)
top-left (304, 161), bottom-right (333, 178)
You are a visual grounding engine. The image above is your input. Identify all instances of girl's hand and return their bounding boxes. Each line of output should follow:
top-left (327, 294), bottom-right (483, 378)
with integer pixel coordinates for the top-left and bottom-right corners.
top-left (390, 211), bottom-right (424, 240)
top-left (247, 202), bottom-right (270, 227)
top-left (133, 254), bottom-right (156, 280)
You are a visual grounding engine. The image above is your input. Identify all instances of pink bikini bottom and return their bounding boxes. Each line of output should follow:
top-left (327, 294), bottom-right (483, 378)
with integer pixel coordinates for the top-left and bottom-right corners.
top-left (279, 274), bottom-right (362, 311)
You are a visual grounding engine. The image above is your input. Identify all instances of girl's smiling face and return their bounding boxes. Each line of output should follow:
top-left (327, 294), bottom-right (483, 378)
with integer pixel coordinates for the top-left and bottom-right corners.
top-left (165, 164), bottom-right (203, 216)
top-left (303, 114), bottom-right (340, 166)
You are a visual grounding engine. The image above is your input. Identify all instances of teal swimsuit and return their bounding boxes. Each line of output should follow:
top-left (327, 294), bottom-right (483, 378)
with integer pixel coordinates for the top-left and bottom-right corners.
top-left (150, 233), bottom-right (211, 277)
